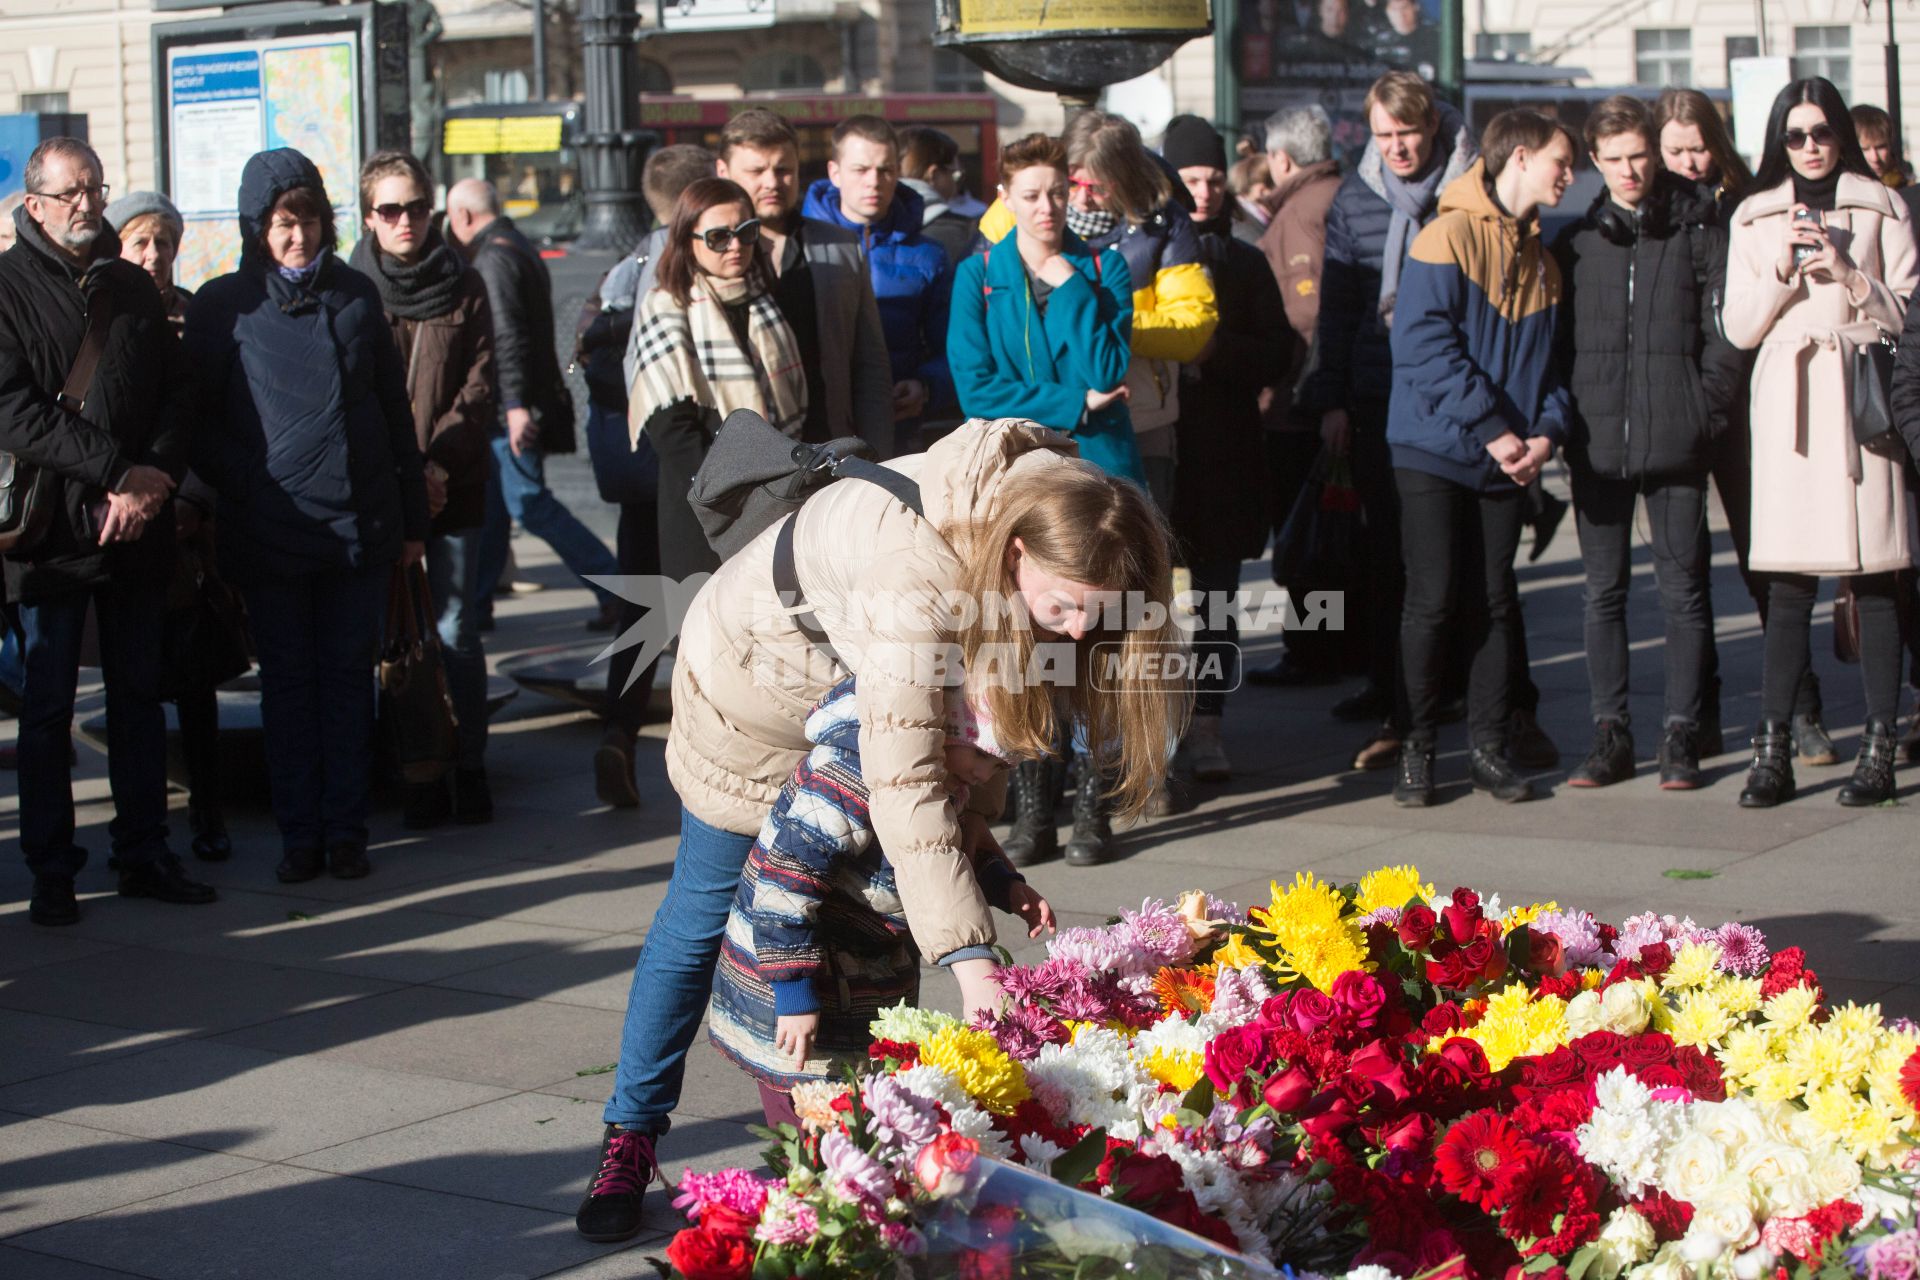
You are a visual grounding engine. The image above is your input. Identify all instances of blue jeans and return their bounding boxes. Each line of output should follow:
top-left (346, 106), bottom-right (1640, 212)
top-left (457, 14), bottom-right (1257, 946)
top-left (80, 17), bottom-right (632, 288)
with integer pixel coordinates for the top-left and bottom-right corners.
top-left (242, 565), bottom-right (387, 855)
top-left (0, 623), bottom-right (23, 695)
top-left (477, 437), bottom-right (617, 608)
top-left (18, 581), bottom-right (171, 879)
top-left (604, 808), bottom-right (756, 1132)
top-left (426, 530), bottom-right (488, 771)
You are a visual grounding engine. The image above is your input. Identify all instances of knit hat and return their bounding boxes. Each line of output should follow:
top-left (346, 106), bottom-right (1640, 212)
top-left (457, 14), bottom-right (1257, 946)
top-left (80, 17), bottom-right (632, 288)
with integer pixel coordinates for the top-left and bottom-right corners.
top-left (944, 684), bottom-right (1016, 764)
top-left (1161, 115), bottom-right (1228, 173)
top-left (105, 190), bottom-right (184, 238)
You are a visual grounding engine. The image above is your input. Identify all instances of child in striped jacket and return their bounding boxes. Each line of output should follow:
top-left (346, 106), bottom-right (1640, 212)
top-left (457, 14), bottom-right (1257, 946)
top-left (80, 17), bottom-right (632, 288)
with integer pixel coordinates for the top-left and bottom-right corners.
top-left (706, 674), bottom-right (1054, 1124)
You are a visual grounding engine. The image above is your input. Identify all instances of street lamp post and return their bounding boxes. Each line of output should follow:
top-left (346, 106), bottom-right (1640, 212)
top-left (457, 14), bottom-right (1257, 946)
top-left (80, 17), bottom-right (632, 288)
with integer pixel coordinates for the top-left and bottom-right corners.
top-left (575, 0), bottom-right (654, 251)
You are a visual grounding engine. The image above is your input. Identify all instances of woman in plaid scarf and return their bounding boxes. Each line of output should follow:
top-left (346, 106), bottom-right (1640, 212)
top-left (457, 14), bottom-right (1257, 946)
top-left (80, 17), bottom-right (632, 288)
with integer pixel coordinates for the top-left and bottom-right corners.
top-left (628, 177), bottom-right (808, 580)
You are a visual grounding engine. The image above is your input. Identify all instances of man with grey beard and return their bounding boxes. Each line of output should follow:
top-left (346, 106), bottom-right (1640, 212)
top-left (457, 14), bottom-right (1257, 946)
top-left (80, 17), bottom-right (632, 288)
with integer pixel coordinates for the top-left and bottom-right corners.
top-left (0, 137), bottom-right (211, 927)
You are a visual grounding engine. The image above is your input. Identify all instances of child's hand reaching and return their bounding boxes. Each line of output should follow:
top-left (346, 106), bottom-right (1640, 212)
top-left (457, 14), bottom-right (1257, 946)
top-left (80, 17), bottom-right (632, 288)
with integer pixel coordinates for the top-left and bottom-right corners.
top-left (775, 1012), bottom-right (819, 1067)
top-left (1007, 881), bottom-right (1056, 939)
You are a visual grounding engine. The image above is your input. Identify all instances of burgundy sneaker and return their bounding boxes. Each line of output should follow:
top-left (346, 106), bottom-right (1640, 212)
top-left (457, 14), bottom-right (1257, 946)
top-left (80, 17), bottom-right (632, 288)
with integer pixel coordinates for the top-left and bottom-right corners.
top-left (575, 1124), bottom-right (656, 1242)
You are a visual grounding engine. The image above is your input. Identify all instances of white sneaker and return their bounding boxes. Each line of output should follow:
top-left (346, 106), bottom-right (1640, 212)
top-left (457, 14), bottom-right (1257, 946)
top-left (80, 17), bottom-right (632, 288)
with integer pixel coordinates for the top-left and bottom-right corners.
top-left (1185, 714), bottom-right (1231, 783)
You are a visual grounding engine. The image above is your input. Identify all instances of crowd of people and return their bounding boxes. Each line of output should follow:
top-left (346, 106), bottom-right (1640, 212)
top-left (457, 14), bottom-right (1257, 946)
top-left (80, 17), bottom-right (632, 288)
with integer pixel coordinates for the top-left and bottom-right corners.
top-left (7, 64), bottom-right (1920, 1250)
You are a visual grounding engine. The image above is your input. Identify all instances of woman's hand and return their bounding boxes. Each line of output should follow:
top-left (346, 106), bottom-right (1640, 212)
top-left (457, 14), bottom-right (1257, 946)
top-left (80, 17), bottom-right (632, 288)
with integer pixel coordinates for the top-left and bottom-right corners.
top-left (1085, 385), bottom-right (1129, 413)
top-left (775, 1012), bottom-right (819, 1067)
top-left (1799, 226), bottom-right (1860, 289)
top-left (424, 463), bottom-right (449, 519)
top-left (950, 956), bottom-right (1004, 1018)
top-left (1779, 206), bottom-right (1835, 281)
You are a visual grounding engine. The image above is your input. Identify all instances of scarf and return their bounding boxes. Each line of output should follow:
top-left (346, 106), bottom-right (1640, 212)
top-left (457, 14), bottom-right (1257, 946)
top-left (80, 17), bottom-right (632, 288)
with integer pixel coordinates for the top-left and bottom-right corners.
top-left (348, 231), bottom-right (466, 320)
top-left (1065, 205), bottom-right (1118, 241)
top-left (275, 251), bottom-right (326, 285)
top-left (1378, 152), bottom-right (1452, 321)
top-left (1793, 168), bottom-right (1842, 212)
top-left (1193, 211), bottom-right (1235, 270)
top-left (627, 271), bottom-right (807, 446)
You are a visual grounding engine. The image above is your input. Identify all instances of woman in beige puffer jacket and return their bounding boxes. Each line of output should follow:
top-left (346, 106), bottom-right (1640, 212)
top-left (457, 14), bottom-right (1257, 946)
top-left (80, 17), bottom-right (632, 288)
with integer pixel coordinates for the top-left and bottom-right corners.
top-left (579, 417), bottom-right (1182, 1218)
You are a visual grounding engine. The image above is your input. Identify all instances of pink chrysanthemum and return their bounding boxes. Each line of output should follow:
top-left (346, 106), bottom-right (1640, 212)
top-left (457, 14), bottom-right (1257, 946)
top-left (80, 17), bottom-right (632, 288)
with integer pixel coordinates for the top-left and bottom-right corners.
top-left (1713, 922), bottom-right (1771, 975)
top-left (672, 1167), bottom-right (777, 1220)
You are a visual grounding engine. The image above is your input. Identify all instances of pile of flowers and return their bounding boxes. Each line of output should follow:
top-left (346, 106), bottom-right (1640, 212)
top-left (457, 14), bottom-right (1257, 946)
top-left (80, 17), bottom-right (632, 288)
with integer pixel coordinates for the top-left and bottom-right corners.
top-left (658, 868), bottom-right (1920, 1280)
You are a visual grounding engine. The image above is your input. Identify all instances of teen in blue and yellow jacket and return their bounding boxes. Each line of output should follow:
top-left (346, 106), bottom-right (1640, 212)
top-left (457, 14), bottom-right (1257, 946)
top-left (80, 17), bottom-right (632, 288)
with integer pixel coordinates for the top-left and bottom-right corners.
top-left (1386, 157), bottom-right (1570, 489)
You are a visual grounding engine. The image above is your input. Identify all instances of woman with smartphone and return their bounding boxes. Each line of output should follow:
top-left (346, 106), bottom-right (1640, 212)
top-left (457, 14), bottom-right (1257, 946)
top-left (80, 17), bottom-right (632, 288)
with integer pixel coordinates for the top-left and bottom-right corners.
top-left (1723, 78), bottom-right (1918, 807)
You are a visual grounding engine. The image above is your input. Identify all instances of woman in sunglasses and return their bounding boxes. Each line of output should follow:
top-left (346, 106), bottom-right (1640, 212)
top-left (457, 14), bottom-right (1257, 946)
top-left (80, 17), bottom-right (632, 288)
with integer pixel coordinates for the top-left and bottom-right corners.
top-left (349, 149), bottom-right (497, 828)
top-left (629, 176), bottom-right (806, 582)
top-left (1724, 77), bottom-right (1919, 807)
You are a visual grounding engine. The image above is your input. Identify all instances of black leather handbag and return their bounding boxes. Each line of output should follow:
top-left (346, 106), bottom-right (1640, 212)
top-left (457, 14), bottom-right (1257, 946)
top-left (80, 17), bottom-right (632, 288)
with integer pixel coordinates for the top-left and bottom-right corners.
top-left (378, 563), bottom-right (459, 784)
top-left (1852, 332), bottom-right (1899, 451)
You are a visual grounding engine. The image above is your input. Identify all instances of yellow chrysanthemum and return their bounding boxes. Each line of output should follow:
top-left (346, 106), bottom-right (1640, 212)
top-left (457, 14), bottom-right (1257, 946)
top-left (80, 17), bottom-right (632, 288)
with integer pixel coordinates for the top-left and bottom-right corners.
top-left (1500, 902), bottom-right (1559, 933)
top-left (1250, 872), bottom-right (1373, 993)
top-left (1763, 985), bottom-right (1821, 1034)
top-left (1717, 1024), bottom-right (1778, 1085)
top-left (1354, 865), bottom-right (1434, 915)
top-left (1456, 983), bottom-right (1569, 1071)
top-left (1581, 969), bottom-right (1607, 991)
top-left (1829, 1002), bottom-right (1886, 1039)
top-left (1668, 988), bottom-right (1737, 1050)
top-left (1213, 933), bottom-right (1263, 969)
top-left (1866, 1036), bottom-right (1920, 1119)
top-left (1750, 1060), bottom-right (1807, 1105)
top-left (1788, 1024), bottom-right (1875, 1095)
top-left (1712, 976), bottom-right (1765, 1018)
top-left (920, 1026), bottom-right (1031, 1115)
top-left (1661, 942), bottom-right (1724, 991)
top-left (1143, 1048), bottom-right (1206, 1092)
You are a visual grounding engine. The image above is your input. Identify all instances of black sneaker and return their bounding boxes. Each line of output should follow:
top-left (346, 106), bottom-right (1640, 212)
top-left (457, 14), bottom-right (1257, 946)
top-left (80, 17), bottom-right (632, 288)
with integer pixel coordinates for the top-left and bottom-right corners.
top-left (1658, 723), bottom-right (1702, 791)
top-left (117, 855), bottom-right (218, 905)
top-left (277, 847), bottom-right (324, 884)
top-left (1568, 719), bottom-right (1635, 788)
top-left (30, 875), bottom-right (79, 927)
top-left (1508, 708), bottom-right (1561, 770)
top-left (576, 1124), bottom-right (657, 1242)
top-left (454, 768), bottom-right (494, 825)
top-left (327, 843), bottom-right (371, 880)
top-left (1468, 745), bottom-right (1536, 803)
top-left (1392, 741), bottom-right (1435, 807)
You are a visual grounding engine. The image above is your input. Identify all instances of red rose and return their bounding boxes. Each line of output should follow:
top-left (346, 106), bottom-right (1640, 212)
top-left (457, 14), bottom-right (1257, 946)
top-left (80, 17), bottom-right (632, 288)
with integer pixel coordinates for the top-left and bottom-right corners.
top-left (1572, 1031), bottom-right (1627, 1070)
top-left (1441, 890), bottom-right (1483, 943)
top-left (957, 1246), bottom-right (1014, 1280)
top-left (1619, 1032), bottom-right (1675, 1069)
top-left (1637, 942), bottom-right (1673, 976)
top-left (1373, 1110), bottom-right (1436, 1156)
top-left (1332, 970), bottom-right (1390, 1030)
top-left (1262, 1063), bottom-right (1315, 1113)
top-left (1601, 959), bottom-right (1647, 989)
top-left (1299, 1093), bottom-right (1359, 1145)
top-left (699, 1205), bottom-right (758, 1239)
top-left (1674, 1046), bottom-right (1728, 1102)
top-left (1461, 934), bottom-right (1506, 985)
top-left (1348, 1040), bottom-right (1413, 1104)
top-left (1423, 1003), bottom-right (1466, 1037)
top-left (1097, 1150), bottom-right (1185, 1210)
top-left (1436, 1036), bottom-right (1493, 1088)
top-left (1287, 989), bottom-right (1341, 1035)
top-left (1399, 905), bottom-right (1439, 951)
top-left (1525, 929), bottom-right (1566, 976)
top-left (1426, 950), bottom-right (1472, 991)
top-left (1519, 1047), bottom-right (1584, 1090)
top-left (667, 1227), bottom-right (755, 1280)
top-left (1205, 1024), bottom-right (1269, 1092)
top-left (916, 1131), bottom-right (982, 1199)
top-left (1634, 1063), bottom-right (1687, 1091)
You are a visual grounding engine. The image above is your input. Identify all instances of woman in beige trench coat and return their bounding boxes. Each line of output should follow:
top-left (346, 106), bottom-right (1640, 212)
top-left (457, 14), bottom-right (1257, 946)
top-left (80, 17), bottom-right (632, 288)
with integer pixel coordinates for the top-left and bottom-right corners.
top-left (1723, 77), bottom-right (1917, 809)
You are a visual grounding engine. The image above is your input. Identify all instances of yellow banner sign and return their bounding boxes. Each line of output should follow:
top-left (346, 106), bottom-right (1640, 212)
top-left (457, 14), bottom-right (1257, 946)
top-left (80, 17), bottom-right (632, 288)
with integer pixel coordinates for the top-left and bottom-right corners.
top-left (955, 0), bottom-right (1208, 35)
top-left (442, 115), bottom-right (566, 155)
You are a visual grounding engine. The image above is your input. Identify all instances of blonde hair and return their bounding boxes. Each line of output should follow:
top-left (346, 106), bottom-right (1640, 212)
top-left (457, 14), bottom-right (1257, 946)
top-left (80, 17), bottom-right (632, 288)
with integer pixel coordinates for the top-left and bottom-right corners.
top-left (955, 463), bottom-right (1188, 819)
top-left (1062, 111), bottom-right (1173, 225)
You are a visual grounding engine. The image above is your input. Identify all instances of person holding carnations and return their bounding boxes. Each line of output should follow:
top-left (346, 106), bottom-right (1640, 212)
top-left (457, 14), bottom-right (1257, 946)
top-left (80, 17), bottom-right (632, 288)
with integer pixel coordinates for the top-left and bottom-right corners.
top-left (706, 675), bottom-right (1056, 1127)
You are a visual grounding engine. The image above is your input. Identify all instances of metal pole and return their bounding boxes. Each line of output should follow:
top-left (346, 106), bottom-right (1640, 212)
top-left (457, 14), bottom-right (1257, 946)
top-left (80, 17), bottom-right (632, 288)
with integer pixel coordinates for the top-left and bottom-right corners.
top-left (1755, 0), bottom-right (1769, 57)
top-left (1214, 0), bottom-right (1238, 135)
top-left (1887, 0), bottom-right (1905, 172)
top-left (531, 0), bottom-right (549, 101)
top-left (575, 0), bottom-right (653, 250)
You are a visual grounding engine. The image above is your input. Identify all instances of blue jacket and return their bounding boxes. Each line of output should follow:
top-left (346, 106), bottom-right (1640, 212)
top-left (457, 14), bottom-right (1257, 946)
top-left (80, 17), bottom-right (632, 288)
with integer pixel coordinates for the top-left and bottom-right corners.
top-left (1386, 161), bottom-right (1569, 492)
top-left (948, 232), bottom-right (1143, 485)
top-left (802, 179), bottom-right (953, 414)
top-left (707, 678), bottom-right (1022, 1089)
top-left (184, 148), bottom-right (428, 583)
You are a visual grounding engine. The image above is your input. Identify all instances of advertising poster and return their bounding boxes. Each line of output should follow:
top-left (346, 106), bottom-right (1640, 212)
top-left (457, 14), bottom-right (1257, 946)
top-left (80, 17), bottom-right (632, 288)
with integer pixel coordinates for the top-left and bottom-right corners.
top-left (166, 36), bottom-right (361, 288)
top-left (955, 0), bottom-right (1211, 35)
top-left (1235, 0), bottom-right (1446, 156)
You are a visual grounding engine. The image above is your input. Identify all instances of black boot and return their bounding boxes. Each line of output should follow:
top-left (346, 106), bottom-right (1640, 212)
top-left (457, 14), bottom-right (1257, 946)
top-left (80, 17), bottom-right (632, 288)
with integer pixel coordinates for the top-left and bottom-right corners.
top-left (1837, 719), bottom-right (1899, 807)
top-left (1063, 761), bottom-right (1115, 867)
top-left (1469, 745), bottom-right (1535, 803)
top-left (189, 804), bottom-right (232, 862)
top-left (1001, 759), bottom-right (1059, 867)
top-left (118, 855), bottom-right (219, 904)
top-left (1658, 722), bottom-right (1703, 791)
top-left (1392, 740), bottom-right (1435, 807)
top-left (1739, 720), bottom-right (1798, 808)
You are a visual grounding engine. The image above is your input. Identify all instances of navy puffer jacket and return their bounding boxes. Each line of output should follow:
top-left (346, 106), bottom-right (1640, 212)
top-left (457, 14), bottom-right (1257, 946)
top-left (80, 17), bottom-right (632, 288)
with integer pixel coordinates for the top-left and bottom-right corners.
top-left (185, 148), bottom-right (428, 584)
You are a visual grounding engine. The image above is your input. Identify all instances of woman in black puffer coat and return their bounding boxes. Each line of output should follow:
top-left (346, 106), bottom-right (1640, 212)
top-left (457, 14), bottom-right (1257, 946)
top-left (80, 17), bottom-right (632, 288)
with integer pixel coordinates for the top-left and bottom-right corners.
top-left (185, 148), bottom-right (428, 884)
top-left (1552, 99), bottom-right (1740, 792)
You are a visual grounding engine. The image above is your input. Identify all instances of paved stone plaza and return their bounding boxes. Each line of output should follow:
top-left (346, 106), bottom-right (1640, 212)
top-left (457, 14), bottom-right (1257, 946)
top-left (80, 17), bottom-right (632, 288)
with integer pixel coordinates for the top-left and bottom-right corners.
top-left (2, 463), bottom-right (1916, 1280)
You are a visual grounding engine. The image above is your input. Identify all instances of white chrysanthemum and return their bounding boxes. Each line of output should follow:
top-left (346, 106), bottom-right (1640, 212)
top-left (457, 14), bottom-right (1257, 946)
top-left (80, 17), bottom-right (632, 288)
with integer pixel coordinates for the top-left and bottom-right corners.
top-left (1347, 1266), bottom-right (1403, 1280)
top-left (943, 1097), bottom-right (1014, 1161)
top-left (1017, 1132), bottom-right (1065, 1174)
top-left (890, 1063), bottom-right (970, 1112)
top-left (1578, 1106), bottom-right (1665, 1198)
top-left (1026, 1026), bottom-right (1148, 1133)
top-left (870, 1003), bottom-right (960, 1046)
top-left (1593, 1064), bottom-right (1654, 1114)
top-left (1134, 1013), bottom-right (1210, 1060)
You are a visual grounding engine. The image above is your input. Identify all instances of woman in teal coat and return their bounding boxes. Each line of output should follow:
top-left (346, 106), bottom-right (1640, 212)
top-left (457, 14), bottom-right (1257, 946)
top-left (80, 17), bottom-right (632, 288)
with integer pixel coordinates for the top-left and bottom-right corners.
top-left (949, 133), bottom-right (1142, 486)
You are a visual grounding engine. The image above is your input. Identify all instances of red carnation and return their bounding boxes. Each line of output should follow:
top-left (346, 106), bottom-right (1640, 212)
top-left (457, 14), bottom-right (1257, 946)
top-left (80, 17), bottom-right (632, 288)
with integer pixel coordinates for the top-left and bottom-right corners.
top-left (667, 1227), bottom-right (755, 1280)
top-left (1762, 946), bottom-right (1825, 1003)
top-left (869, 1038), bottom-right (921, 1066)
top-left (1527, 1207), bottom-right (1602, 1258)
top-left (1632, 1190), bottom-right (1694, 1243)
top-left (1491, 1144), bottom-right (1586, 1241)
top-left (1436, 1111), bottom-right (1532, 1208)
top-left (1533, 971), bottom-right (1586, 1001)
top-left (1900, 1047), bottom-right (1920, 1112)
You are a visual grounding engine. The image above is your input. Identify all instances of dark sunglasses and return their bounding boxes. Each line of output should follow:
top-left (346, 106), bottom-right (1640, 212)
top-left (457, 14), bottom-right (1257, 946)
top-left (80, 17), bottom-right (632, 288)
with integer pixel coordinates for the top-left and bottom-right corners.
top-left (373, 198), bottom-right (433, 223)
top-left (698, 218), bottom-right (761, 252)
top-left (1783, 124), bottom-right (1838, 152)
